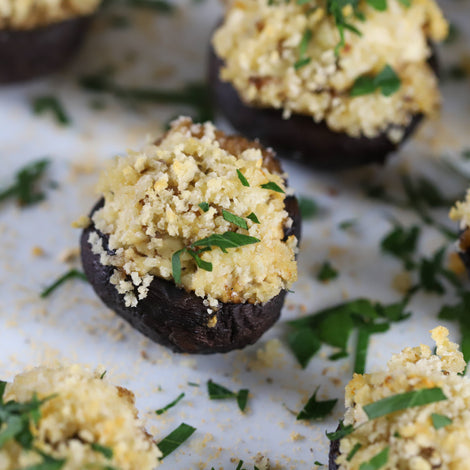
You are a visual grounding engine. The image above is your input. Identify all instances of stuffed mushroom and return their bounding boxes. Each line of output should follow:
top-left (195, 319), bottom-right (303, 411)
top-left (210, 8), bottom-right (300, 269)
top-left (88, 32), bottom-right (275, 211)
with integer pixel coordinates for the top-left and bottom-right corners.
top-left (210, 0), bottom-right (448, 169)
top-left (80, 117), bottom-right (301, 354)
top-left (0, 0), bottom-right (100, 83)
top-left (329, 326), bottom-right (470, 469)
top-left (0, 364), bottom-right (161, 469)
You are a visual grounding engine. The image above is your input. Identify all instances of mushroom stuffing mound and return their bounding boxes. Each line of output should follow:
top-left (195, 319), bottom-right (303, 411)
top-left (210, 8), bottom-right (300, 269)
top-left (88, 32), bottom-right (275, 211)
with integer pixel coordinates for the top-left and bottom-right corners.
top-left (329, 326), bottom-right (470, 470)
top-left (210, 0), bottom-right (448, 169)
top-left (0, 364), bottom-right (161, 470)
top-left (0, 0), bottom-right (100, 83)
top-left (80, 117), bottom-right (301, 354)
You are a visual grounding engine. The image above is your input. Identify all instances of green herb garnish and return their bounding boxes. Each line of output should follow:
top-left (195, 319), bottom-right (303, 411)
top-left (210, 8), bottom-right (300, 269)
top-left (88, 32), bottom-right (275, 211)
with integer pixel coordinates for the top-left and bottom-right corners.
top-left (236, 170), bottom-right (250, 187)
top-left (326, 0), bottom-right (362, 55)
top-left (32, 96), bottom-right (70, 126)
top-left (198, 202), bottom-right (210, 212)
top-left (380, 224), bottom-right (420, 270)
top-left (296, 387), bottom-right (337, 420)
top-left (156, 393), bottom-right (185, 415)
top-left (339, 219), bottom-right (357, 230)
top-left (363, 388), bottom-right (447, 420)
top-left (207, 380), bottom-right (249, 412)
top-left (294, 29), bottom-right (312, 70)
top-left (0, 159), bottom-right (51, 207)
top-left (359, 447), bottom-right (389, 470)
top-left (366, 0), bottom-right (386, 11)
top-left (101, 0), bottom-right (175, 13)
top-left (347, 443), bottom-right (362, 461)
top-left (326, 420), bottom-right (354, 441)
top-left (157, 423), bottom-right (196, 459)
top-left (431, 413), bottom-right (452, 430)
top-left (316, 261), bottom-right (338, 282)
top-left (99, 371), bottom-right (107, 380)
top-left (350, 65), bottom-right (401, 97)
top-left (298, 197), bottom-right (318, 220)
top-left (287, 328), bottom-right (321, 369)
top-left (260, 182), bottom-right (285, 193)
top-left (247, 212), bottom-right (260, 224)
top-left (222, 210), bottom-right (248, 230)
top-left (91, 443), bottom-right (113, 459)
top-left (40, 269), bottom-right (88, 298)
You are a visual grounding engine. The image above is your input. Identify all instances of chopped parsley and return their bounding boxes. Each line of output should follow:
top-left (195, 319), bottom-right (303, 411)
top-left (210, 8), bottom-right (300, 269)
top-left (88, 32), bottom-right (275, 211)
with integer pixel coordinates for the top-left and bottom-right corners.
top-left (247, 212), bottom-right (260, 224)
top-left (156, 393), bottom-right (185, 415)
top-left (359, 446), bottom-right (389, 470)
top-left (363, 387), bottom-right (447, 420)
top-left (287, 298), bottom-right (410, 370)
top-left (296, 387), bottom-right (337, 420)
top-left (40, 269), bottom-right (88, 298)
top-left (346, 443), bottom-right (362, 461)
top-left (260, 181), bottom-right (285, 193)
top-left (298, 196), bottom-right (318, 220)
top-left (0, 159), bottom-right (51, 207)
top-left (101, 0), bottom-right (175, 13)
top-left (350, 65), bottom-right (401, 97)
top-left (198, 202), bottom-right (210, 212)
top-left (326, 0), bottom-right (362, 55)
top-left (339, 219), bottom-right (357, 231)
top-left (207, 380), bottom-right (249, 412)
top-left (316, 261), bottom-right (338, 282)
top-left (32, 96), bottom-right (70, 126)
top-left (91, 443), bottom-right (113, 459)
top-left (236, 169), bottom-right (250, 187)
top-left (380, 224), bottom-right (420, 270)
top-left (222, 210), bottom-right (248, 230)
top-left (431, 413), bottom-right (452, 430)
top-left (326, 420), bottom-right (354, 441)
top-left (157, 423), bottom-right (196, 459)
top-left (294, 29), bottom-right (312, 70)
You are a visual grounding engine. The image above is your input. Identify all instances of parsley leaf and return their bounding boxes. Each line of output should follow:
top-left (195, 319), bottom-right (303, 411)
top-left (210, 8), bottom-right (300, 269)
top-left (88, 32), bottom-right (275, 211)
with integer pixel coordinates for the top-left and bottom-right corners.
top-left (363, 388), bottom-right (447, 419)
top-left (347, 443), bottom-right (362, 461)
top-left (260, 182), bottom-right (285, 193)
top-left (0, 159), bottom-right (51, 207)
top-left (359, 447), bottom-right (389, 470)
top-left (296, 387), bottom-right (337, 420)
top-left (380, 224), bottom-right (420, 270)
top-left (156, 393), bottom-right (185, 415)
top-left (198, 202), bottom-right (210, 212)
top-left (236, 170), bottom-right (250, 187)
top-left (287, 328), bottom-right (321, 369)
top-left (350, 65), bottom-right (401, 97)
top-left (247, 212), bottom-right (260, 224)
top-left (326, 420), bottom-right (354, 441)
top-left (294, 29), bottom-right (312, 70)
top-left (316, 261), bottom-right (338, 282)
top-left (222, 210), bottom-right (248, 230)
top-left (298, 197), bottom-right (318, 220)
top-left (431, 413), bottom-right (452, 430)
top-left (157, 423), bottom-right (196, 459)
top-left (40, 269), bottom-right (88, 298)
top-left (91, 443), bottom-right (113, 459)
top-left (207, 380), bottom-right (249, 412)
top-left (32, 96), bottom-right (70, 126)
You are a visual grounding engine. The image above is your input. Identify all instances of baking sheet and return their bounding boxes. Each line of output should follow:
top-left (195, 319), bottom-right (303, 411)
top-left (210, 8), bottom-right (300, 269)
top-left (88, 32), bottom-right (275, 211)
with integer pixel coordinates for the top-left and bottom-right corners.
top-left (0, 1), bottom-right (469, 468)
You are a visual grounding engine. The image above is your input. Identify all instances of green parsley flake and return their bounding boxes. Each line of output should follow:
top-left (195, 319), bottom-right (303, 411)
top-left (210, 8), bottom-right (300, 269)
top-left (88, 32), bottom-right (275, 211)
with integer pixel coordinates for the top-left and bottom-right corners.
top-left (156, 393), bottom-right (185, 415)
top-left (91, 443), bottom-right (113, 459)
top-left (222, 210), bottom-right (248, 230)
top-left (363, 387), bottom-right (447, 420)
top-left (359, 446), bottom-right (389, 470)
top-left (198, 202), bottom-right (210, 212)
top-left (32, 96), bottom-right (70, 126)
top-left (236, 169), bottom-right (250, 187)
top-left (40, 269), bottom-right (88, 299)
top-left (316, 261), bottom-right (338, 282)
top-left (296, 387), bottom-right (337, 420)
top-left (207, 380), bottom-right (250, 412)
top-left (431, 413), bottom-right (452, 430)
top-left (157, 423), bottom-right (196, 459)
top-left (350, 65), bottom-right (401, 97)
top-left (260, 182), bottom-right (285, 193)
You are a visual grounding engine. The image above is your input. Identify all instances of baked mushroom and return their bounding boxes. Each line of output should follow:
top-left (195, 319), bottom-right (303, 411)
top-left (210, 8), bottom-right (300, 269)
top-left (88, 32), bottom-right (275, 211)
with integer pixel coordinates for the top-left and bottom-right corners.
top-left (329, 326), bottom-right (468, 469)
top-left (80, 117), bottom-right (301, 354)
top-left (450, 194), bottom-right (470, 276)
top-left (0, 0), bottom-right (100, 83)
top-left (0, 364), bottom-right (161, 469)
top-left (210, 0), bottom-right (448, 169)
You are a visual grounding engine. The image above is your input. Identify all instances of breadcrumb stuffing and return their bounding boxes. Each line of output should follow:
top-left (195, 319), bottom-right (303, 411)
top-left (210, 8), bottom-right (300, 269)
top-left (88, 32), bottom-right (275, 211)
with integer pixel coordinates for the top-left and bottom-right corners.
top-left (88, 117), bottom-right (298, 307)
top-left (0, 0), bottom-right (100, 29)
top-left (0, 364), bottom-right (161, 470)
top-left (213, 0), bottom-right (447, 140)
top-left (336, 326), bottom-right (470, 470)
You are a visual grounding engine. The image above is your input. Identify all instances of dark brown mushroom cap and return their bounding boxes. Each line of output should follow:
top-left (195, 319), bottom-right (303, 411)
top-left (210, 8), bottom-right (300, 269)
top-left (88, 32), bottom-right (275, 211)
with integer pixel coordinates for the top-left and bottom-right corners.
top-left (208, 47), bottom-right (439, 170)
top-left (80, 142), bottom-right (301, 354)
top-left (0, 16), bottom-right (92, 83)
top-left (328, 434), bottom-right (341, 470)
top-left (457, 228), bottom-right (470, 277)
